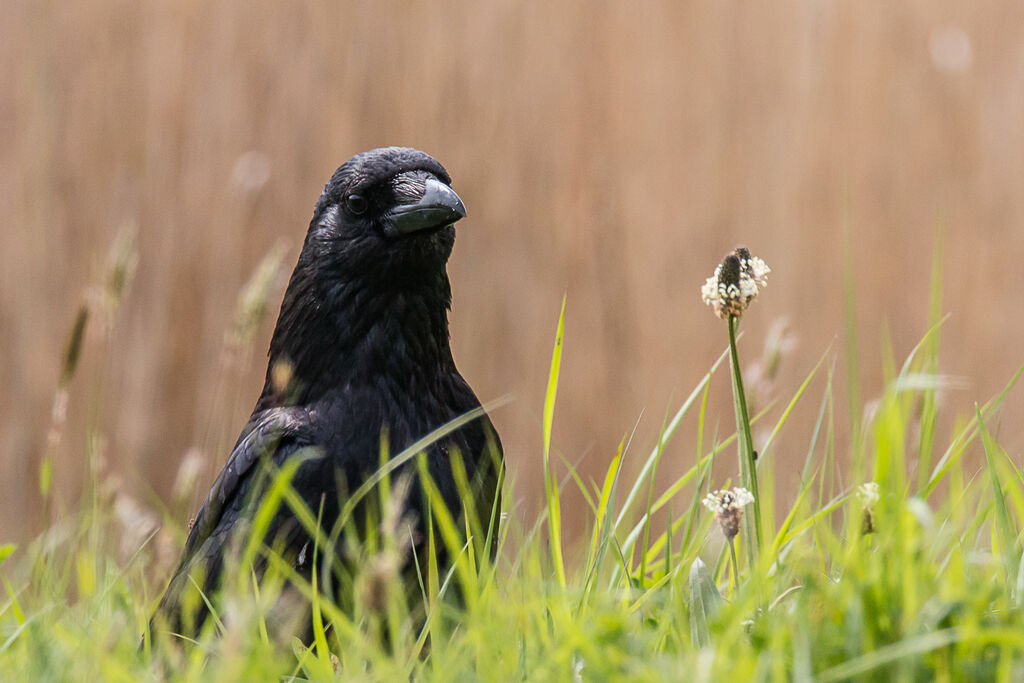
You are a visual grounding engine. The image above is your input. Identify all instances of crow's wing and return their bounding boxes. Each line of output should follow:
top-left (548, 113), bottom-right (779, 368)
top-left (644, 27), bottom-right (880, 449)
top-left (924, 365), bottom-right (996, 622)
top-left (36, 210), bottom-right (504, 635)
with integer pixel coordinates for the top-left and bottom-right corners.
top-left (155, 406), bottom-right (318, 631)
top-left (443, 374), bottom-right (504, 544)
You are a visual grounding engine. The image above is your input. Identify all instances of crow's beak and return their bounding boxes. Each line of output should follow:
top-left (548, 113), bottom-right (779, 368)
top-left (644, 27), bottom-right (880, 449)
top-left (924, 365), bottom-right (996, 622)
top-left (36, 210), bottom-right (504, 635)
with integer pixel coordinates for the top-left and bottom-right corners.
top-left (388, 178), bottom-right (467, 236)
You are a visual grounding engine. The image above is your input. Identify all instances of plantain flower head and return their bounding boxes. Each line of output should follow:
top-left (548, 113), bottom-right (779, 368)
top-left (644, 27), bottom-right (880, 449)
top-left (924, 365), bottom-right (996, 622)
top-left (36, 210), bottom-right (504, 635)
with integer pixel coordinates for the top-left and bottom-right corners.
top-left (701, 247), bottom-right (771, 320)
top-left (702, 487), bottom-right (755, 540)
top-left (857, 482), bottom-right (880, 534)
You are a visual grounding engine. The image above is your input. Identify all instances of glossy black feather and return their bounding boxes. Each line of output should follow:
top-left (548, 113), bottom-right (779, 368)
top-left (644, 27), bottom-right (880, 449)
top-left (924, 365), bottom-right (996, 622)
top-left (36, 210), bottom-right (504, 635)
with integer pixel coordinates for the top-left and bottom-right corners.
top-left (153, 147), bottom-right (502, 639)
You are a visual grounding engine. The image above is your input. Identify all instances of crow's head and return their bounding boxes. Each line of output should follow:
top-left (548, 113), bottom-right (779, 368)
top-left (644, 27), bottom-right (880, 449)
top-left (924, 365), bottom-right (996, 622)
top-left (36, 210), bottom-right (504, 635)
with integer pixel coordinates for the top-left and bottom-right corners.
top-left (262, 148), bottom-right (467, 402)
top-left (304, 147), bottom-right (466, 279)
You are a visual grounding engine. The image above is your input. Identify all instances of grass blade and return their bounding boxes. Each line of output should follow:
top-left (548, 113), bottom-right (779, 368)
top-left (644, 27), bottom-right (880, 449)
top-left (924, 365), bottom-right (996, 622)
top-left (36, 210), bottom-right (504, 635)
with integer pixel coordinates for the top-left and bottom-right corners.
top-left (688, 557), bottom-right (721, 648)
top-left (543, 295), bottom-right (567, 588)
top-left (977, 405), bottom-right (1019, 583)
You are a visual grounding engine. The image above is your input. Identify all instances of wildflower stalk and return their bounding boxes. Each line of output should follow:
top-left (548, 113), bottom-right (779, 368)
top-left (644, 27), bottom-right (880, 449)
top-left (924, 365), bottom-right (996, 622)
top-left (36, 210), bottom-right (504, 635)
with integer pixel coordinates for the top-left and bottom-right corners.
top-left (728, 315), bottom-right (763, 562)
top-left (701, 246), bottom-right (770, 567)
top-left (702, 487), bottom-right (754, 593)
top-left (727, 536), bottom-right (740, 599)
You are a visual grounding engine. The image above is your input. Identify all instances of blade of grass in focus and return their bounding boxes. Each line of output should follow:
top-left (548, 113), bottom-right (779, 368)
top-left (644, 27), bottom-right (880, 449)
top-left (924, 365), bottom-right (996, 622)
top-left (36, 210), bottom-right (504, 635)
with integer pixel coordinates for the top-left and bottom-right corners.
top-left (543, 295), bottom-right (567, 589)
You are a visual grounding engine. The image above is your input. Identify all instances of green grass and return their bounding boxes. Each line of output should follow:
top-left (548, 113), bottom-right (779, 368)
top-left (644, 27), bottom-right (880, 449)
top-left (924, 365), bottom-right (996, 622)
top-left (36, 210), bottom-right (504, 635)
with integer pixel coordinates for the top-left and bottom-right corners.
top-left (4, 251), bottom-right (1024, 681)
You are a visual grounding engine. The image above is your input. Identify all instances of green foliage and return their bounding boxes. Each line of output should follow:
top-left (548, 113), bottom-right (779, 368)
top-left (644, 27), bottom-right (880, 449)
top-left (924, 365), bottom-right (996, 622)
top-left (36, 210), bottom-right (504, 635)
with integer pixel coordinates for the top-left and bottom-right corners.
top-left (4, 265), bottom-right (1024, 680)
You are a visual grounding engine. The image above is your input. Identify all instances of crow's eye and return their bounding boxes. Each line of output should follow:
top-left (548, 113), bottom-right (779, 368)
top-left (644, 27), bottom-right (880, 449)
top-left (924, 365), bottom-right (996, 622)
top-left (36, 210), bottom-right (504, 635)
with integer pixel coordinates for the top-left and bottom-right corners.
top-left (345, 194), bottom-right (368, 215)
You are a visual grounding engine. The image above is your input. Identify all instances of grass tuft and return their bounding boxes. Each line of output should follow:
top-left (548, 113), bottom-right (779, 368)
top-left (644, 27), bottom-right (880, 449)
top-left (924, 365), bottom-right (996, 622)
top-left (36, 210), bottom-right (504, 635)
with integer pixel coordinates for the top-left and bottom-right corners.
top-left (3, 244), bottom-right (1024, 680)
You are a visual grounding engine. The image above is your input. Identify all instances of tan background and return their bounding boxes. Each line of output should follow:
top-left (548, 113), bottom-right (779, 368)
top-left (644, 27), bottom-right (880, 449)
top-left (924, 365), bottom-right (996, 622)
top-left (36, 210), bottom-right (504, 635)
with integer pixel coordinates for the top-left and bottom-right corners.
top-left (3, 1), bottom-right (1023, 542)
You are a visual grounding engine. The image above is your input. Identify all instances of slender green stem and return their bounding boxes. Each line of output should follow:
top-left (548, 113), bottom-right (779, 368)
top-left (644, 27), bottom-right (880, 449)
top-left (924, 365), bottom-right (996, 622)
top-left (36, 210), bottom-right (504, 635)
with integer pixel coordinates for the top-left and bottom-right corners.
top-left (728, 315), bottom-right (763, 563)
top-left (727, 536), bottom-right (739, 599)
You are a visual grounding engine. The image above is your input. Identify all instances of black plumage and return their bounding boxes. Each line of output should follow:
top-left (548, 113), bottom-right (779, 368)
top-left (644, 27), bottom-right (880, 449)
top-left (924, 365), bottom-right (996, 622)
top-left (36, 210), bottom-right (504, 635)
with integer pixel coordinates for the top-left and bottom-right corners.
top-left (152, 147), bottom-right (502, 639)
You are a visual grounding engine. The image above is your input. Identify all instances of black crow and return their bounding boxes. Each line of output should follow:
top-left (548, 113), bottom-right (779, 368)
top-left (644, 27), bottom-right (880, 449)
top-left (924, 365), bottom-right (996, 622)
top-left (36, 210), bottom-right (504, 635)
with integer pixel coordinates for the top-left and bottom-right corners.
top-left (152, 147), bottom-right (502, 640)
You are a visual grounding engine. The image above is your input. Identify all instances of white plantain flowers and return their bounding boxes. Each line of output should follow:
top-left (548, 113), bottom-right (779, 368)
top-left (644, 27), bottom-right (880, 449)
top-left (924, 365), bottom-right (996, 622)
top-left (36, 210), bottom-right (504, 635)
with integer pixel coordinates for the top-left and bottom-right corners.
top-left (701, 247), bottom-right (771, 320)
top-left (702, 487), bottom-right (755, 540)
top-left (857, 482), bottom-right (880, 535)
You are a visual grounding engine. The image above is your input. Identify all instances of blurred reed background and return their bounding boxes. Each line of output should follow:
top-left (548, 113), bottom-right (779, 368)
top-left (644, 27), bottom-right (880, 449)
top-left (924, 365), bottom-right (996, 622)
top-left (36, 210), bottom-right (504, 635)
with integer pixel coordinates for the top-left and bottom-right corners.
top-left (2, 1), bottom-right (1023, 543)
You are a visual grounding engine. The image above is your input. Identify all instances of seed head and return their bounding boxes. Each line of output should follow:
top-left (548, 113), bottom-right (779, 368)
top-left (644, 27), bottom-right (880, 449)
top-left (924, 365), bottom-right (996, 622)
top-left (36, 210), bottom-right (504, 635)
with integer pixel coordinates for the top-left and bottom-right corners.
top-left (857, 482), bottom-right (880, 507)
top-left (857, 482), bottom-right (880, 534)
top-left (701, 246), bottom-right (771, 319)
top-left (172, 448), bottom-right (206, 502)
top-left (702, 487), bottom-right (755, 540)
